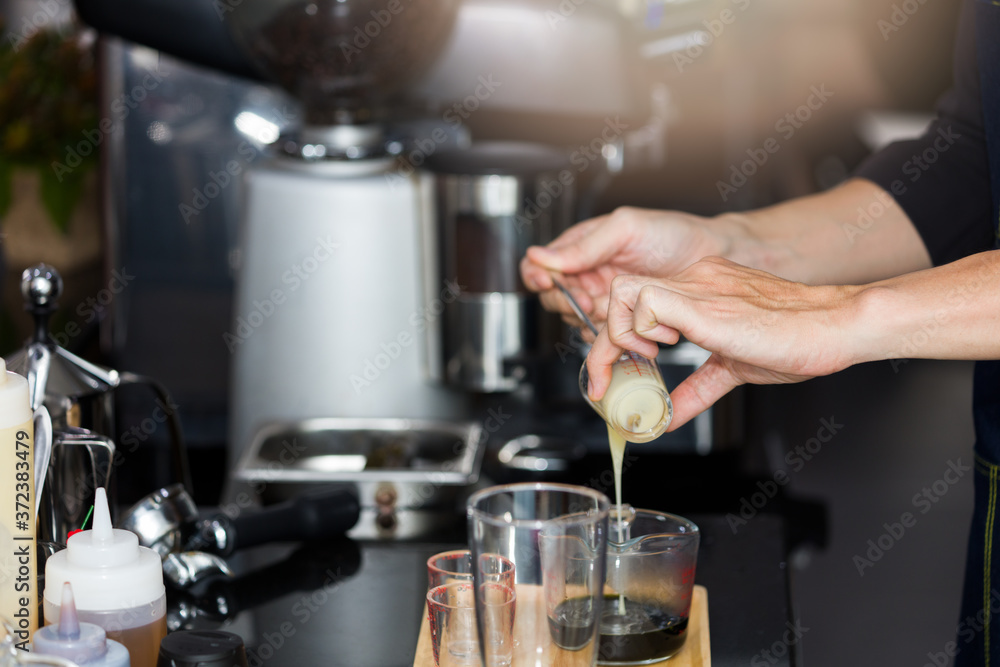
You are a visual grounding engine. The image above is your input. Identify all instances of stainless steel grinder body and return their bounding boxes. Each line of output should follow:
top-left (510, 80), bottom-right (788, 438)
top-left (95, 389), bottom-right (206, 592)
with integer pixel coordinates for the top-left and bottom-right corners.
top-left (423, 142), bottom-right (573, 393)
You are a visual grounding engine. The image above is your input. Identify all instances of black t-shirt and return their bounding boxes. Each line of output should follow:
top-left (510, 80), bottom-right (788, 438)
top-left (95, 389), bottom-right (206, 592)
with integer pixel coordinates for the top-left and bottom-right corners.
top-left (854, 0), bottom-right (992, 264)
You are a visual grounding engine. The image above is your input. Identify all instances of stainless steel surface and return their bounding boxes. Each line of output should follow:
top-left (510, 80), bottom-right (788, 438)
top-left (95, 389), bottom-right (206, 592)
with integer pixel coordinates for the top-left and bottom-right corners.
top-left (497, 434), bottom-right (587, 473)
top-left (40, 427), bottom-right (115, 543)
top-left (162, 552), bottom-right (233, 588)
top-left (233, 418), bottom-right (484, 539)
top-left (442, 294), bottom-right (534, 392)
top-left (20, 264), bottom-right (62, 309)
top-left (424, 142), bottom-right (573, 392)
top-left (119, 483), bottom-right (199, 557)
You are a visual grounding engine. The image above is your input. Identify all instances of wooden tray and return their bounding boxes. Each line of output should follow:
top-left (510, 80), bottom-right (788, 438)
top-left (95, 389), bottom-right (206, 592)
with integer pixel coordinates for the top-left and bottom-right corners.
top-left (413, 585), bottom-right (710, 666)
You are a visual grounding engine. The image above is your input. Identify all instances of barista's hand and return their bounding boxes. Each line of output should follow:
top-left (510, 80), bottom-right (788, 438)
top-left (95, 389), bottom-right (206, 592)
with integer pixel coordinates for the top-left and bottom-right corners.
top-left (520, 207), bottom-right (732, 334)
top-left (586, 257), bottom-right (863, 430)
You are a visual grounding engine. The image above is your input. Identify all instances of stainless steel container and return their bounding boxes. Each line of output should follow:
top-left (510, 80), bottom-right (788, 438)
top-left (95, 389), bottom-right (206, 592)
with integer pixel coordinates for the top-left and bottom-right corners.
top-left (424, 142), bottom-right (573, 393)
top-left (232, 418), bottom-right (484, 539)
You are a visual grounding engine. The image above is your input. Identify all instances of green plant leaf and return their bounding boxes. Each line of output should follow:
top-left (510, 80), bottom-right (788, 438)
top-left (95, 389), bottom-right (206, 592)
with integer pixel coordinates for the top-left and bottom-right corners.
top-left (39, 165), bottom-right (86, 234)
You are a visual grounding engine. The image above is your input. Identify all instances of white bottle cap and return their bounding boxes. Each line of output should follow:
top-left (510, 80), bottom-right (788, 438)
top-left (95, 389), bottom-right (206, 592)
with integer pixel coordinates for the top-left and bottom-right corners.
top-left (44, 488), bottom-right (165, 612)
top-left (0, 358), bottom-right (31, 429)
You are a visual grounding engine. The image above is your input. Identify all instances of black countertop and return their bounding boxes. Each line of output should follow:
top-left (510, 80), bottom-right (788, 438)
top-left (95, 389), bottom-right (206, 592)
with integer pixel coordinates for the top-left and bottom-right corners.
top-left (176, 513), bottom-right (795, 667)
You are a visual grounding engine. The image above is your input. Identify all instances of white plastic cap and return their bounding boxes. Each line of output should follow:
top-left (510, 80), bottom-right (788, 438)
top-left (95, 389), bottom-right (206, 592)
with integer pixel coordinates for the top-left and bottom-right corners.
top-left (0, 358), bottom-right (31, 429)
top-left (44, 488), bottom-right (165, 612)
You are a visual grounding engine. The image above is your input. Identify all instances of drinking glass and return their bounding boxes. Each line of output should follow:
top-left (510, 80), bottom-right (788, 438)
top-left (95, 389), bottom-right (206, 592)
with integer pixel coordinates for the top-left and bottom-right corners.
top-left (427, 550), bottom-right (515, 590)
top-left (467, 483), bottom-right (611, 667)
top-left (427, 582), bottom-right (515, 667)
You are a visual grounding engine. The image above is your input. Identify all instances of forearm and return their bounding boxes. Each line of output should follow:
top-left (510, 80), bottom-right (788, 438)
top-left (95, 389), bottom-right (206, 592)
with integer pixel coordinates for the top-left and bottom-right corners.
top-left (706, 178), bottom-right (933, 285)
top-left (848, 250), bottom-right (1000, 364)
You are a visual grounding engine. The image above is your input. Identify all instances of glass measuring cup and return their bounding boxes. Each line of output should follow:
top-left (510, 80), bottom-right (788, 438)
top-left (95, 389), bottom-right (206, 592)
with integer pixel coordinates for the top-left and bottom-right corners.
top-left (600, 506), bottom-right (699, 665)
top-left (580, 352), bottom-right (673, 443)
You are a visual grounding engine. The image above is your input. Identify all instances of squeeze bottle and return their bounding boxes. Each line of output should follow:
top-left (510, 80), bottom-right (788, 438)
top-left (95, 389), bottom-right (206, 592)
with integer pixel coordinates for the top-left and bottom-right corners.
top-left (0, 357), bottom-right (36, 648)
top-left (43, 488), bottom-right (166, 667)
top-left (32, 582), bottom-right (130, 667)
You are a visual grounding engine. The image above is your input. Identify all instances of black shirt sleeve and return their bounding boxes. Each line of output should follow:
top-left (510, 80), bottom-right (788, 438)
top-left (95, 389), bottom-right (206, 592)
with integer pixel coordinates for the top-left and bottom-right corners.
top-left (854, 0), bottom-right (992, 266)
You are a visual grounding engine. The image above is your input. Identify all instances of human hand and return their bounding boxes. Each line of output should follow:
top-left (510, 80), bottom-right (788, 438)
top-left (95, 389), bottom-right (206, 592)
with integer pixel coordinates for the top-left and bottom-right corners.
top-left (586, 257), bottom-right (863, 430)
top-left (519, 207), bottom-right (729, 335)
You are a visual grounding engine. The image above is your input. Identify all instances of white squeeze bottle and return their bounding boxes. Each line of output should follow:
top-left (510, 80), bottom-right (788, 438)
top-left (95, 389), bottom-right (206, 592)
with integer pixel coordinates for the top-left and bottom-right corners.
top-left (43, 488), bottom-right (166, 667)
top-left (0, 357), bottom-right (37, 649)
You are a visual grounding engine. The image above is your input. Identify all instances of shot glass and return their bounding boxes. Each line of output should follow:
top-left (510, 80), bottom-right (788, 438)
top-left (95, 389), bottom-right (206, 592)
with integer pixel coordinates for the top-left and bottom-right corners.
top-left (579, 352), bottom-right (672, 442)
top-left (428, 550), bottom-right (515, 590)
top-left (427, 582), bottom-right (515, 667)
top-left (468, 483), bottom-right (611, 667)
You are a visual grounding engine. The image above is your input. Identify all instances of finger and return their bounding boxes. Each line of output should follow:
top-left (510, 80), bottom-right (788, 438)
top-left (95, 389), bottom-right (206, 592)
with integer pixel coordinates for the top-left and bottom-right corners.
top-left (545, 216), bottom-right (607, 250)
top-left (520, 256), bottom-right (554, 292)
top-left (526, 215), bottom-right (624, 275)
top-left (666, 355), bottom-right (742, 431)
top-left (632, 285), bottom-right (683, 346)
top-left (585, 327), bottom-right (621, 401)
top-left (604, 277), bottom-right (661, 359)
top-left (540, 289), bottom-right (572, 316)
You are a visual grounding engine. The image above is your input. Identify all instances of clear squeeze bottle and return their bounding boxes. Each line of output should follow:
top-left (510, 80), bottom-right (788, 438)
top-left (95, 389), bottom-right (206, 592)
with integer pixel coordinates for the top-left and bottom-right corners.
top-left (0, 357), bottom-right (36, 648)
top-left (43, 488), bottom-right (166, 667)
top-left (32, 582), bottom-right (130, 667)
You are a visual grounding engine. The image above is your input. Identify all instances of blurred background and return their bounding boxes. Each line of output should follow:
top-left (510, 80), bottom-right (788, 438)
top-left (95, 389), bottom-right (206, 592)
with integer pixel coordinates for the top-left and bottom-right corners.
top-left (0, 0), bottom-right (972, 663)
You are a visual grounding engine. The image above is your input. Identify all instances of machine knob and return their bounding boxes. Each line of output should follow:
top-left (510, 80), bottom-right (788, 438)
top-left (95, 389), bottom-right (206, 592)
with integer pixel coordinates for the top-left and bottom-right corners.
top-left (20, 263), bottom-right (63, 310)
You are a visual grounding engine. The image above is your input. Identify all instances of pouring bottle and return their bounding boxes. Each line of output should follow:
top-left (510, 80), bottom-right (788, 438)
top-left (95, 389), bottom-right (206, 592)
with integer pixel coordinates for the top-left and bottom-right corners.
top-left (0, 357), bottom-right (37, 648)
top-left (32, 583), bottom-right (129, 667)
top-left (43, 488), bottom-right (166, 667)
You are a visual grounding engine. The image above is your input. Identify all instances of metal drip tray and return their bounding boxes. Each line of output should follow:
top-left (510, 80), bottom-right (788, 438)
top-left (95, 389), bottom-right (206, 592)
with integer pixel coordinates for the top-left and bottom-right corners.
top-left (233, 418), bottom-right (485, 514)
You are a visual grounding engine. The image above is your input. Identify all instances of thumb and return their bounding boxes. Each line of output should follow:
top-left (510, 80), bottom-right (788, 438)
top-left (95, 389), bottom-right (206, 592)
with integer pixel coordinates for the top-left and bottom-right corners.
top-left (666, 355), bottom-right (742, 431)
top-left (526, 219), bottom-right (624, 274)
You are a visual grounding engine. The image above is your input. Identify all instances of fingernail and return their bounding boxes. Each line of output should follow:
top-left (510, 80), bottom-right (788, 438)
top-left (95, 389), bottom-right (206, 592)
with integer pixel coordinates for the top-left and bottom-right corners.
top-left (587, 377), bottom-right (595, 400)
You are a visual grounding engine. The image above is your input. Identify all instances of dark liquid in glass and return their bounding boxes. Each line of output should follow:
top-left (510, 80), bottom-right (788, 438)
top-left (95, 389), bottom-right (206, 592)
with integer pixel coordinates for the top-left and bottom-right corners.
top-left (597, 594), bottom-right (688, 663)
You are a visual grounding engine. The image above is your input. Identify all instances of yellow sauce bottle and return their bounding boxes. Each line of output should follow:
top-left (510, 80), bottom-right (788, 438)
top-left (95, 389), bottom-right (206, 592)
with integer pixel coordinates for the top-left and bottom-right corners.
top-left (0, 357), bottom-right (36, 649)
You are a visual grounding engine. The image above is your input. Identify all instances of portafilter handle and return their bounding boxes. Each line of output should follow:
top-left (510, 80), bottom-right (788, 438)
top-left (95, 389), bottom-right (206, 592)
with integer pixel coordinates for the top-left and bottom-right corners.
top-left (123, 486), bottom-right (361, 558)
top-left (191, 487), bottom-right (362, 557)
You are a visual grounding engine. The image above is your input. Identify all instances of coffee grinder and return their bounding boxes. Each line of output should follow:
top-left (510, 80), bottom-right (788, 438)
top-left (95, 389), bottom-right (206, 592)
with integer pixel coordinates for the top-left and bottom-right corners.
top-left (222, 0), bottom-right (476, 464)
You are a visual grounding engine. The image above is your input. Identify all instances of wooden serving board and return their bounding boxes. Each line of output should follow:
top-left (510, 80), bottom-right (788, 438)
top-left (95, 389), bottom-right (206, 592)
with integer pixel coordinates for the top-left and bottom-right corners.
top-left (413, 585), bottom-right (710, 667)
